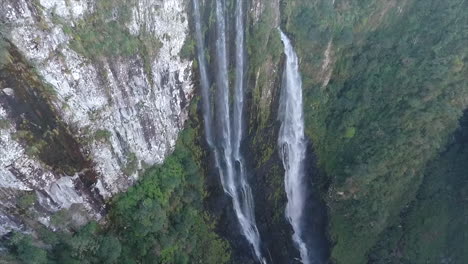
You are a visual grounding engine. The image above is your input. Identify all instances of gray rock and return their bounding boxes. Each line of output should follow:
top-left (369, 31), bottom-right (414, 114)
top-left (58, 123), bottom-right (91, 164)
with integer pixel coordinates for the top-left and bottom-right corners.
top-left (0, 0), bottom-right (193, 235)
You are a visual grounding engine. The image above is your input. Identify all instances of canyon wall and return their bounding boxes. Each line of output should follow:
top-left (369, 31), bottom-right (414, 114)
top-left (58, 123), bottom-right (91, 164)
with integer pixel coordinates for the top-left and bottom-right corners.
top-left (0, 0), bottom-right (193, 234)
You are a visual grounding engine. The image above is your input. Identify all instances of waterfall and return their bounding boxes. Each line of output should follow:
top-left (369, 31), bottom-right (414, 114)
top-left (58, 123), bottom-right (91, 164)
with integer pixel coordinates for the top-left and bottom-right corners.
top-left (278, 30), bottom-right (310, 264)
top-left (192, 0), bottom-right (213, 147)
top-left (193, 0), bottom-right (265, 262)
top-left (232, 0), bottom-right (245, 170)
top-left (232, 0), bottom-right (266, 263)
top-left (214, 0), bottom-right (265, 262)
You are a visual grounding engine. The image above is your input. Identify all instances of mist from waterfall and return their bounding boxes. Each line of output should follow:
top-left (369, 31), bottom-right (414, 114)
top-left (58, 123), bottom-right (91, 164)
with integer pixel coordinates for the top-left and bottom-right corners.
top-left (278, 30), bottom-right (310, 264)
top-left (193, 0), bottom-right (265, 262)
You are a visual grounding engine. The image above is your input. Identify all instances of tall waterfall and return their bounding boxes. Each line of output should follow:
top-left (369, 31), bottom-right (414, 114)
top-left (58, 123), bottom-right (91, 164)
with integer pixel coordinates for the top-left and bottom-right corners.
top-left (192, 0), bottom-right (213, 147)
top-left (233, 0), bottom-right (245, 175)
top-left (278, 30), bottom-right (310, 264)
top-left (231, 0), bottom-right (266, 263)
top-left (193, 0), bottom-right (265, 262)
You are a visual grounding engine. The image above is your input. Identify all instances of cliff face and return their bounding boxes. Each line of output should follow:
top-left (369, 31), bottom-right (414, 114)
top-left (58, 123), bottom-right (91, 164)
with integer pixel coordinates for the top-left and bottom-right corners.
top-left (0, 0), bottom-right (192, 234)
top-left (0, 0), bottom-right (291, 253)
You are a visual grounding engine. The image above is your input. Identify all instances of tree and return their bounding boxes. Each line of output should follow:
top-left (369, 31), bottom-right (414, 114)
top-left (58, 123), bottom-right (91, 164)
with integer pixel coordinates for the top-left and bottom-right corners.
top-left (98, 236), bottom-right (122, 263)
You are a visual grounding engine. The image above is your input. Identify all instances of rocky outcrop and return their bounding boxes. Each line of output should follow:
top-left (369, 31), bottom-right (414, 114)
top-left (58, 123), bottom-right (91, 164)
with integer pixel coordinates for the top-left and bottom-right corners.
top-left (0, 0), bottom-right (193, 234)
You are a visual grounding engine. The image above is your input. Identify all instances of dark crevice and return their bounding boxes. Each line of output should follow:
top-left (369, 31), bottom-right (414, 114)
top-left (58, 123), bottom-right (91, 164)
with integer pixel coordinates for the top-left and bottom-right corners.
top-left (0, 39), bottom-right (105, 213)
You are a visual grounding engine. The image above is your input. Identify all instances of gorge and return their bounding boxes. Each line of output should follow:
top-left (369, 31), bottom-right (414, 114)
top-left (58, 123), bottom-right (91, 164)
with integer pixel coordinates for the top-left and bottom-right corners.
top-left (1, 0), bottom-right (467, 264)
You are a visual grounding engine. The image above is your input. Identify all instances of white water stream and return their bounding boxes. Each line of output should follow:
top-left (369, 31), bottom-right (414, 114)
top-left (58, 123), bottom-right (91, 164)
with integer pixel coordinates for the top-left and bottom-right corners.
top-left (278, 30), bottom-right (311, 264)
top-left (193, 0), bottom-right (213, 147)
top-left (194, 0), bottom-right (266, 262)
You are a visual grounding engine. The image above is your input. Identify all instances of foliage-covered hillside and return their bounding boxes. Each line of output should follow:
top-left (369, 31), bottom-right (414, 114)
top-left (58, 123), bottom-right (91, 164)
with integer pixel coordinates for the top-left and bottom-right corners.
top-left (1, 113), bottom-right (230, 264)
top-left (370, 111), bottom-right (468, 263)
top-left (284, 0), bottom-right (468, 263)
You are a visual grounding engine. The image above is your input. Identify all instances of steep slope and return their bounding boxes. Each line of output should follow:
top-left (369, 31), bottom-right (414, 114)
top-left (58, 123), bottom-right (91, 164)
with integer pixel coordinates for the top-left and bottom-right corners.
top-left (283, 0), bottom-right (468, 263)
top-left (370, 111), bottom-right (468, 263)
top-left (0, 0), bottom-right (193, 234)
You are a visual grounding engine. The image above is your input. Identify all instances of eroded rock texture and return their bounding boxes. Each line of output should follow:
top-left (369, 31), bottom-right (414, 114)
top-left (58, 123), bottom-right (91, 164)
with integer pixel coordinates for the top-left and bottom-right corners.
top-left (0, 0), bottom-right (193, 234)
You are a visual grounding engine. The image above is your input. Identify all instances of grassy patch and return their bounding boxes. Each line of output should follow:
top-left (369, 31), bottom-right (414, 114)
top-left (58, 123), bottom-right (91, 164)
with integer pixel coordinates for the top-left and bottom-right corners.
top-left (123, 152), bottom-right (138, 176)
top-left (93, 129), bottom-right (112, 143)
top-left (17, 192), bottom-right (36, 211)
top-left (56, 0), bottom-right (162, 65)
top-left (180, 36), bottom-right (196, 60)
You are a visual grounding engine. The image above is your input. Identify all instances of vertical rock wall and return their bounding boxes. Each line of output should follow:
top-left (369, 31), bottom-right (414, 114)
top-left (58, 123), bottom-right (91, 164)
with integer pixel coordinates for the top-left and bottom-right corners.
top-left (0, 0), bottom-right (193, 234)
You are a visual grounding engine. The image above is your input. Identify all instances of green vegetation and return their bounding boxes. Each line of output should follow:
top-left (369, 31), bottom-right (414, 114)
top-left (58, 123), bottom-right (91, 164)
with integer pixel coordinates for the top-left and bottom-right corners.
top-left (0, 38), bottom-right (10, 69)
top-left (370, 114), bottom-right (468, 263)
top-left (93, 129), bottom-right (112, 143)
top-left (2, 126), bottom-right (230, 264)
top-left (122, 152), bottom-right (138, 176)
top-left (7, 233), bottom-right (47, 264)
top-left (180, 36), bottom-right (196, 60)
top-left (49, 204), bottom-right (89, 231)
top-left (70, 20), bottom-right (140, 58)
top-left (56, 0), bottom-right (162, 62)
top-left (13, 130), bottom-right (47, 158)
top-left (0, 24), bottom-right (10, 69)
top-left (55, 0), bottom-right (163, 85)
top-left (17, 192), bottom-right (36, 211)
top-left (247, 7), bottom-right (282, 72)
top-left (246, 1), bottom-right (283, 129)
top-left (0, 118), bottom-right (10, 129)
top-left (284, 0), bottom-right (468, 263)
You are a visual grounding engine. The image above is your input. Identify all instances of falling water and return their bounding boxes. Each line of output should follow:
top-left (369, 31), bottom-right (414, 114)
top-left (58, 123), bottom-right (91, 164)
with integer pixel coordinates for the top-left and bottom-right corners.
top-left (194, 0), bottom-right (265, 262)
top-left (193, 0), bottom-right (213, 147)
top-left (231, 0), bottom-right (266, 263)
top-left (232, 0), bottom-right (245, 170)
top-left (215, 0), bottom-right (265, 262)
top-left (278, 30), bottom-right (310, 264)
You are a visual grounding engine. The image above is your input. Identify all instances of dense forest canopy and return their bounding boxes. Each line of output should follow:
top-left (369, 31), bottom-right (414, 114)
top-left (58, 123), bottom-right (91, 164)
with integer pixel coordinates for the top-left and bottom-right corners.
top-left (285, 0), bottom-right (468, 262)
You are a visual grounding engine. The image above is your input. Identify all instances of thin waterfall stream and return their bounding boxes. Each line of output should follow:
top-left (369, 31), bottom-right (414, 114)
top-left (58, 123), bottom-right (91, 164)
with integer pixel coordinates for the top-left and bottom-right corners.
top-left (192, 0), bottom-right (213, 147)
top-left (231, 0), bottom-right (265, 262)
top-left (193, 0), bottom-right (266, 263)
top-left (278, 30), bottom-right (311, 264)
